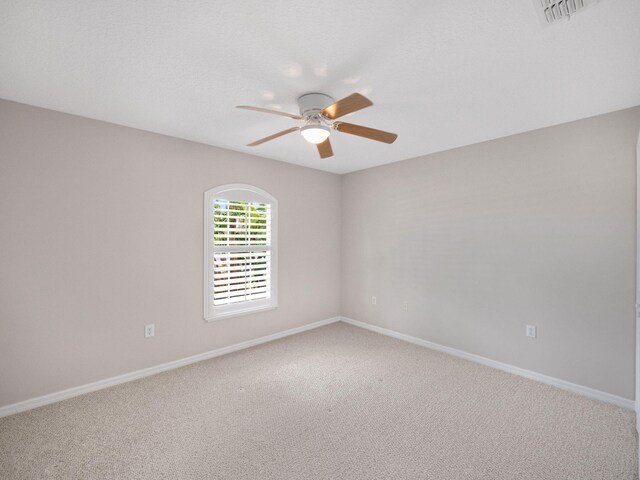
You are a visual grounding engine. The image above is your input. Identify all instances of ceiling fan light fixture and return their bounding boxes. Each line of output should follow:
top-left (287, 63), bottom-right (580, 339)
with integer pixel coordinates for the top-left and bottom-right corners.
top-left (300, 125), bottom-right (330, 144)
top-left (238, 92), bottom-right (397, 158)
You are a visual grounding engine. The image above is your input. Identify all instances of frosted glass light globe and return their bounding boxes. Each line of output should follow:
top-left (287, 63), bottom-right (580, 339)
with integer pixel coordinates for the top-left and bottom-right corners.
top-left (300, 125), bottom-right (330, 144)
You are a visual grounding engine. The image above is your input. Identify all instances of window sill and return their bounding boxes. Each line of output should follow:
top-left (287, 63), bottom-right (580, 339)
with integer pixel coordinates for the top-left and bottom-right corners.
top-left (204, 304), bottom-right (278, 322)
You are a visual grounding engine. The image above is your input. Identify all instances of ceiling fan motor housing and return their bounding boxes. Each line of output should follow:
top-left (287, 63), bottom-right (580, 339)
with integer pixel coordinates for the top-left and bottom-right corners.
top-left (297, 93), bottom-right (334, 118)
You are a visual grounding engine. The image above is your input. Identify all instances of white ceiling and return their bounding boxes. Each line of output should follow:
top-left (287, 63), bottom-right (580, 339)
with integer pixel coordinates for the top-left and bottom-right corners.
top-left (1, 0), bottom-right (639, 174)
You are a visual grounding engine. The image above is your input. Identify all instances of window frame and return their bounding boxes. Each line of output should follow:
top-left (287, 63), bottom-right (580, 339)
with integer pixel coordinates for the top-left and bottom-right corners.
top-left (203, 183), bottom-right (278, 321)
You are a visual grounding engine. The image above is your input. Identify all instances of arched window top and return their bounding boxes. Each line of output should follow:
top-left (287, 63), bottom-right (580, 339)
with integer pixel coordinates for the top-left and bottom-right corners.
top-left (205, 183), bottom-right (277, 206)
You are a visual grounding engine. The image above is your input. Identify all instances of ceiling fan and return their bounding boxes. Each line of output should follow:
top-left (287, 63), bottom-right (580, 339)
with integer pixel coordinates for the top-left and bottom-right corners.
top-left (236, 93), bottom-right (397, 159)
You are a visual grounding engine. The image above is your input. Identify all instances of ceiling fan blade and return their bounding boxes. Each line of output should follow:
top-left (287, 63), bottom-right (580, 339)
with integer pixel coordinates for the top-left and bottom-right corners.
top-left (247, 127), bottom-right (300, 147)
top-left (236, 105), bottom-right (302, 120)
top-left (316, 138), bottom-right (334, 159)
top-left (334, 122), bottom-right (397, 144)
top-left (321, 93), bottom-right (373, 120)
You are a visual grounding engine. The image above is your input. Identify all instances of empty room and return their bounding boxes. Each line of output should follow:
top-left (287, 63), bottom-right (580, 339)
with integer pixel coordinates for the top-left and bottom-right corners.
top-left (1, 1), bottom-right (640, 478)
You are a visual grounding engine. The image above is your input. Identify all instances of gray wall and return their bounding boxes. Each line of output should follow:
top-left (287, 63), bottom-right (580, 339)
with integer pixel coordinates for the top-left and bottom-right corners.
top-left (0, 100), bottom-right (342, 407)
top-left (2, 99), bottom-right (638, 407)
top-left (341, 107), bottom-right (640, 400)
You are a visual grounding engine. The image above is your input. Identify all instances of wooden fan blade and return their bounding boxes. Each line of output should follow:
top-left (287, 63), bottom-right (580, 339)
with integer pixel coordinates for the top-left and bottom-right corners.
top-left (236, 105), bottom-right (302, 120)
top-left (334, 122), bottom-right (397, 144)
top-left (321, 93), bottom-right (373, 120)
top-left (316, 138), bottom-right (334, 159)
top-left (247, 127), bottom-right (300, 147)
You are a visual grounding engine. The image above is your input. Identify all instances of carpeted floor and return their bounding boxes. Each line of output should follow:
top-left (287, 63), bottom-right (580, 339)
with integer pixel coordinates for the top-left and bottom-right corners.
top-left (0, 322), bottom-right (637, 479)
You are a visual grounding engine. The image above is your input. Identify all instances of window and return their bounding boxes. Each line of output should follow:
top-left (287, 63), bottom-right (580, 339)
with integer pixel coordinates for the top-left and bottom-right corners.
top-left (204, 184), bottom-right (277, 320)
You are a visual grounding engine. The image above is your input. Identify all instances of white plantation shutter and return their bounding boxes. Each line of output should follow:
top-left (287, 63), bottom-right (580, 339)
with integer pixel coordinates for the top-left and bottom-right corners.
top-left (204, 185), bottom-right (277, 320)
top-left (212, 200), bottom-right (271, 305)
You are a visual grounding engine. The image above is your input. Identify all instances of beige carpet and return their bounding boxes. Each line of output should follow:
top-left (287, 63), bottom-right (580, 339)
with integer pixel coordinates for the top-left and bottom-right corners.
top-left (0, 322), bottom-right (636, 479)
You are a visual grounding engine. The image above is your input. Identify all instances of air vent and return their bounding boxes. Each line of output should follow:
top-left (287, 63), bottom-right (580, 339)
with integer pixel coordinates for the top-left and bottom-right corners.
top-left (533, 0), bottom-right (600, 26)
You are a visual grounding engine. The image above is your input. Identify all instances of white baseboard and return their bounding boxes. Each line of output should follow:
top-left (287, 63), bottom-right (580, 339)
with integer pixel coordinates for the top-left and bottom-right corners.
top-left (0, 316), bottom-right (341, 418)
top-left (2, 315), bottom-right (632, 418)
top-left (340, 317), bottom-right (634, 410)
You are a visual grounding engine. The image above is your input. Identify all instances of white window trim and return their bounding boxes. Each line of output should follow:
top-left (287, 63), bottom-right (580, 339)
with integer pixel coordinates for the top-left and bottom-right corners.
top-left (203, 184), bottom-right (278, 322)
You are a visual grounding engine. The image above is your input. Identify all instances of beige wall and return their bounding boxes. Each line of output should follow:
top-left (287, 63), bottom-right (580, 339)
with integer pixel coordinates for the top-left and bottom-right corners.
top-left (0, 100), bottom-right (342, 407)
top-left (2, 99), bottom-right (638, 407)
top-left (341, 107), bottom-right (640, 400)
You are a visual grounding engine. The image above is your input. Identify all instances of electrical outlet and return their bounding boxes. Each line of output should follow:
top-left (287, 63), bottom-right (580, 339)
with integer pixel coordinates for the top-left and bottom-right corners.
top-left (526, 325), bottom-right (536, 338)
top-left (371, 296), bottom-right (377, 305)
top-left (145, 324), bottom-right (155, 338)
top-left (402, 301), bottom-right (408, 312)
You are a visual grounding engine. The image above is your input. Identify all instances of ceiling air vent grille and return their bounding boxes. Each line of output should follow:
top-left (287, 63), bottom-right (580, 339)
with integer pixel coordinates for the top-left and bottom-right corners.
top-left (534, 0), bottom-right (600, 26)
